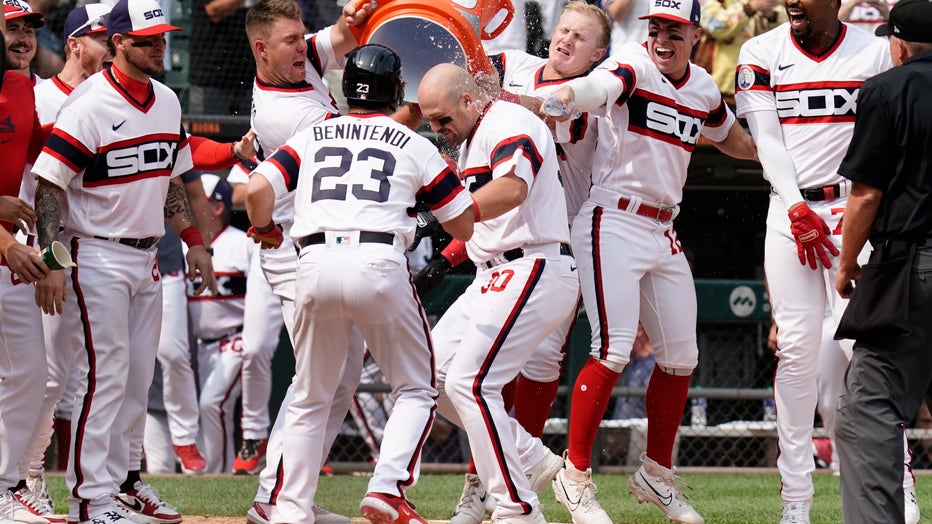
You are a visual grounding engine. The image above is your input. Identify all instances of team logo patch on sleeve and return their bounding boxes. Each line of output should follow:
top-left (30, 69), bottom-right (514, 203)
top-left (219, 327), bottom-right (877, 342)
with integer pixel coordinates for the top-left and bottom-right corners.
top-left (737, 65), bottom-right (755, 91)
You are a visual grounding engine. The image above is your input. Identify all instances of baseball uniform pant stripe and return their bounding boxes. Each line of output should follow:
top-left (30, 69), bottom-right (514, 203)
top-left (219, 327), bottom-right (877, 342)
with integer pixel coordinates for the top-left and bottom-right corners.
top-left (268, 458), bottom-right (285, 504)
top-left (473, 258), bottom-right (546, 514)
top-left (68, 239), bottom-right (95, 512)
top-left (589, 207), bottom-right (611, 360)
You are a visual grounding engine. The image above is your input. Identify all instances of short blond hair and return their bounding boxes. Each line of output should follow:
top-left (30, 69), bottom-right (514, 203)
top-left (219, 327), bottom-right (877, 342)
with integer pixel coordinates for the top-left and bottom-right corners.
top-left (245, 0), bottom-right (302, 43)
top-left (561, 0), bottom-right (612, 50)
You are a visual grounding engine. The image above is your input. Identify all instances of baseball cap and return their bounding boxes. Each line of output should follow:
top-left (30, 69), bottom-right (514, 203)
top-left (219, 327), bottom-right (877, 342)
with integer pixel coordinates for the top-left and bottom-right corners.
top-left (64, 4), bottom-right (111, 39)
top-left (875, 0), bottom-right (932, 43)
top-left (638, 0), bottom-right (701, 26)
top-left (106, 0), bottom-right (181, 37)
top-left (201, 174), bottom-right (233, 210)
top-left (4, 0), bottom-right (45, 29)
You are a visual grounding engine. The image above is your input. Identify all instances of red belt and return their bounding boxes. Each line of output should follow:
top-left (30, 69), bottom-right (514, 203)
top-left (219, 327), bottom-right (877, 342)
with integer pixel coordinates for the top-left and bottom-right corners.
top-left (617, 196), bottom-right (675, 222)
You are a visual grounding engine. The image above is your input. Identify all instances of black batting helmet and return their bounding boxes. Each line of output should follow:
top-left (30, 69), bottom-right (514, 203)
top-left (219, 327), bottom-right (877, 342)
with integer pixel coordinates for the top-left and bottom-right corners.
top-left (342, 44), bottom-right (404, 111)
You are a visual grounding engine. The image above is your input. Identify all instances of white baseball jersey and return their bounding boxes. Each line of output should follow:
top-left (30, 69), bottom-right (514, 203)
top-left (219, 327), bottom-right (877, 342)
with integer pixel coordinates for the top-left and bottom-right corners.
top-left (587, 42), bottom-right (733, 206)
top-left (459, 100), bottom-right (570, 264)
top-left (32, 69), bottom-right (194, 238)
top-left (843, 1), bottom-right (895, 32)
top-left (734, 23), bottom-right (891, 190)
top-left (250, 28), bottom-right (344, 231)
top-left (491, 50), bottom-right (597, 220)
top-left (255, 113), bottom-right (473, 247)
top-left (18, 76), bottom-right (73, 224)
top-left (186, 225), bottom-right (254, 341)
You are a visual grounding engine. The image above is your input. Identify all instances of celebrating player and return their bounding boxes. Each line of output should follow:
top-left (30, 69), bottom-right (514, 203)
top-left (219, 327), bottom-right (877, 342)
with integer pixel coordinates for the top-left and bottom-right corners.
top-left (31, 1), bottom-right (215, 523)
top-left (242, 0), bottom-right (371, 521)
top-left (246, 44), bottom-right (475, 524)
top-left (2, 0), bottom-right (44, 82)
top-left (542, 0), bottom-right (757, 522)
top-left (418, 63), bottom-right (578, 524)
top-left (734, 0), bottom-right (893, 519)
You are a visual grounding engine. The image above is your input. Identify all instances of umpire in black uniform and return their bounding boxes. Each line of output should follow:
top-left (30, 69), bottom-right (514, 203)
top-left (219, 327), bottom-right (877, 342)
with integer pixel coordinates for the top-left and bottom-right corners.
top-left (833, 0), bottom-right (932, 521)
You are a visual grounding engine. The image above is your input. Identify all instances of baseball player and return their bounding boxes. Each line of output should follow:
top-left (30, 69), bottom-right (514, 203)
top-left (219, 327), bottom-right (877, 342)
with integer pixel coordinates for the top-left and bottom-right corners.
top-left (31, 0), bottom-right (216, 522)
top-left (0, 27), bottom-right (58, 524)
top-left (734, 0), bottom-right (892, 518)
top-left (17, 8), bottom-right (111, 520)
top-left (418, 63), bottom-right (578, 524)
top-left (541, 0), bottom-right (757, 522)
top-left (421, 4), bottom-right (612, 522)
top-left (242, 1), bottom-right (372, 521)
top-left (245, 44), bottom-right (475, 524)
top-left (185, 174), bottom-right (255, 473)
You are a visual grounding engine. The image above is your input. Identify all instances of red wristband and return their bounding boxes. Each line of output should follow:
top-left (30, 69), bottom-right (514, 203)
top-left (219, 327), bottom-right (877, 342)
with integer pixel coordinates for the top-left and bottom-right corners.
top-left (471, 196), bottom-right (481, 222)
top-left (179, 226), bottom-right (205, 248)
top-left (441, 238), bottom-right (469, 266)
top-left (499, 89), bottom-right (521, 104)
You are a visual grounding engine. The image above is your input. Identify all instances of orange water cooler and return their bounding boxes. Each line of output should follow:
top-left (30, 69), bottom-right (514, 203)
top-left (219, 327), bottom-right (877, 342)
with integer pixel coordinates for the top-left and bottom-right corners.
top-left (349, 0), bottom-right (514, 101)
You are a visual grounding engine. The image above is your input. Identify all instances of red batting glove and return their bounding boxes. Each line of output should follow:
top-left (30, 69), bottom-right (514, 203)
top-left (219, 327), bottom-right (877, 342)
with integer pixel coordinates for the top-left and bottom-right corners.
top-left (788, 202), bottom-right (839, 270)
top-left (247, 223), bottom-right (284, 249)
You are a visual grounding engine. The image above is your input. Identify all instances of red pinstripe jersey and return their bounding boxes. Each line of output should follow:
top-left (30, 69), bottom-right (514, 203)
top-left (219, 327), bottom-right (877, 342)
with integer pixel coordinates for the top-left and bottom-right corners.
top-left (32, 68), bottom-right (193, 238)
top-left (735, 23), bottom-right (891, 190)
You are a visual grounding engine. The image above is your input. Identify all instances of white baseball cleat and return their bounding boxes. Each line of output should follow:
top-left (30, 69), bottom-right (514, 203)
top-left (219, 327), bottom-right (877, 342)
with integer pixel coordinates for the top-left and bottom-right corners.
top-left (551, 452), bottom-right (611, 524)
top-left (526, 451), bottom-right (564, 494)
top-left (629, 453), bottom-right (704, 524)
top-left (449, 474), bottom-right (489, 524)
top-left (490, 506), bottom-right (546, 524)
top-left (246, 501), bottom-right (348, 524)
top-left (779, 500), bottom-right (811, 524)
top-left (1, 489), bottom-right (49, 524)
top-left (905, 485), bottom-right (920, 524)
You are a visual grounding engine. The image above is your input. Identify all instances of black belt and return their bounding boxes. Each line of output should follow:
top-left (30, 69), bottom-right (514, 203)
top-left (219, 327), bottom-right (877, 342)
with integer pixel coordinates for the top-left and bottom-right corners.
top-left (296, 231), bottom-right (394, 250)
top-left (484, 243), bottom-right (573, 269)
top-left (802, 184), bottom-right (842, 202)
top-left (201, 328), bottom-right (244, 345)
top-left (93, 236), bottom-right (158, 249)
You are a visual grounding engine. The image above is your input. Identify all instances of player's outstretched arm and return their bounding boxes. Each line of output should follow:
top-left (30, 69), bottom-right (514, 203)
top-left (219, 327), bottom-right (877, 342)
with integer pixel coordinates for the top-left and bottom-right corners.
top-left (165, 177), bottom-right (217, 295)
top-left (710, 120), bottom-right (758, 161)
top-left (332, 0), bottom-right (375, 56)
top-left (441, 208), bottom-right (474, 242)
top-left (470, 172), bottom-right (529, 220)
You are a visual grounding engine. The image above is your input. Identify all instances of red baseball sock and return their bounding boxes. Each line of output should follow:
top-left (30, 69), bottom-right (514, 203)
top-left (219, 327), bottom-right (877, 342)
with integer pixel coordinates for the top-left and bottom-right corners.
top-left (514, 376), bottom-right (560, 437)
top-left (54, 418), bottom-right (72, 471)
top-left (567, 357), bottom-right (621, 470)
top-left (645, 367), bottom-right (691, 469)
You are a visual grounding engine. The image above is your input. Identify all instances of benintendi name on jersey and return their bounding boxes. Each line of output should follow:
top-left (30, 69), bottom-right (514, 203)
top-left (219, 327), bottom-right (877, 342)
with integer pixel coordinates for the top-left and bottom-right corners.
top-left (311, 121), bottom-right (412, 149)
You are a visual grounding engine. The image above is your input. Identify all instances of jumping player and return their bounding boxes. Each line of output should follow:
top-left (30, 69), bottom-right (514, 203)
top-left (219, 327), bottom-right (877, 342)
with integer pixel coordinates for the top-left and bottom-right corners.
top-left (734, 0), bottom-right (892, 519)
top-left (542, 0), bottom-right (757, 521)
top-left (245, 44), bottom-right (475, 524)
top-left (418, 63), bottom-right (578, 524)
top-left (31, 1), bottom-right (215, 524)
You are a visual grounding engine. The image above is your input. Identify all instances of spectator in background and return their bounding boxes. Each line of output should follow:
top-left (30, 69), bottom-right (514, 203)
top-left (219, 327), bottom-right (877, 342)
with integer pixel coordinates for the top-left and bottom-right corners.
top-left (612, 324), bottom-right (656, 421)
top-left (839, 0), bottom-right (893, 32)
top-left (29, 0), bottom-right (66, 77)
top-left (602, 0), bottom-right (649, 51)
top-left (700, 0), bottom-right (783, 105)
top-left (188, 0), bottom-right (254, 115)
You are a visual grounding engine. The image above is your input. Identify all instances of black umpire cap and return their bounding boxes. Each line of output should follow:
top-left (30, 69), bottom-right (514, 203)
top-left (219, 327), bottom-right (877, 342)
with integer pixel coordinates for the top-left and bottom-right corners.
top-left (875, 0), bottom-right (932, 43)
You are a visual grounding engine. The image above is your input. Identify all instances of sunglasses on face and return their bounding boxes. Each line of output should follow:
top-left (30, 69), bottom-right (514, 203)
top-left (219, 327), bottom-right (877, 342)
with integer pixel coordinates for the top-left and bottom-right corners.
top-left (128, 35), bottom-right (166, 48)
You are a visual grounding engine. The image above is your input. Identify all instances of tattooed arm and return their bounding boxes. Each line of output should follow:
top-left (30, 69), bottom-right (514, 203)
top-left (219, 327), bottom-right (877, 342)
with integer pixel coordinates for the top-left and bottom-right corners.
top-left (165, 177), bottom-right (216, 295)
top-left (34, 178), bottom-right (66, 314)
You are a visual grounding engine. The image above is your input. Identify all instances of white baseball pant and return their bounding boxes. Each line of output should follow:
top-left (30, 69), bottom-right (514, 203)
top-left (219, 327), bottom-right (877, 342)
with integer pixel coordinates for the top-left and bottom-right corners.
top-left (63, 238), bottom-right (161, 521)
top-left (433, 249), bottom-right (579, 519)
top-left (0, 263), bottom-right (48, 489)
top-left (197, 333), bottom-right (244, 473)
top-left (240, 253), bottom-right (282, 442)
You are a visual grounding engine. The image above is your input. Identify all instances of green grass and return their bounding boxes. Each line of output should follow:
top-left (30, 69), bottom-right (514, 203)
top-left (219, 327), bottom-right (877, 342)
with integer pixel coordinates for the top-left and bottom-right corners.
top-left (45, 471), bottom-right (930, 523)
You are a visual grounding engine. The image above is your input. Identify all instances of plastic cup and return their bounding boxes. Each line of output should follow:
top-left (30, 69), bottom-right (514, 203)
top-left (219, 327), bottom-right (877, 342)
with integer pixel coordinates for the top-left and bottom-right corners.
top-left (41, 241), bottom-right (77, 270)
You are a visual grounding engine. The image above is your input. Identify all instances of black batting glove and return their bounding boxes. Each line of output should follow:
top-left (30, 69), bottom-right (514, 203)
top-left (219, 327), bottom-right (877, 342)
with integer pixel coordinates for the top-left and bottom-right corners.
top-left (414, 255), bottom-right (451, 296)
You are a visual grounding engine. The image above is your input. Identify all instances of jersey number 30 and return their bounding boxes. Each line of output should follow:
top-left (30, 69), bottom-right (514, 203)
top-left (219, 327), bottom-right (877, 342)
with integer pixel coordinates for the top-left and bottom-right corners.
top-left (312, 146), bottom-right (395, 203)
